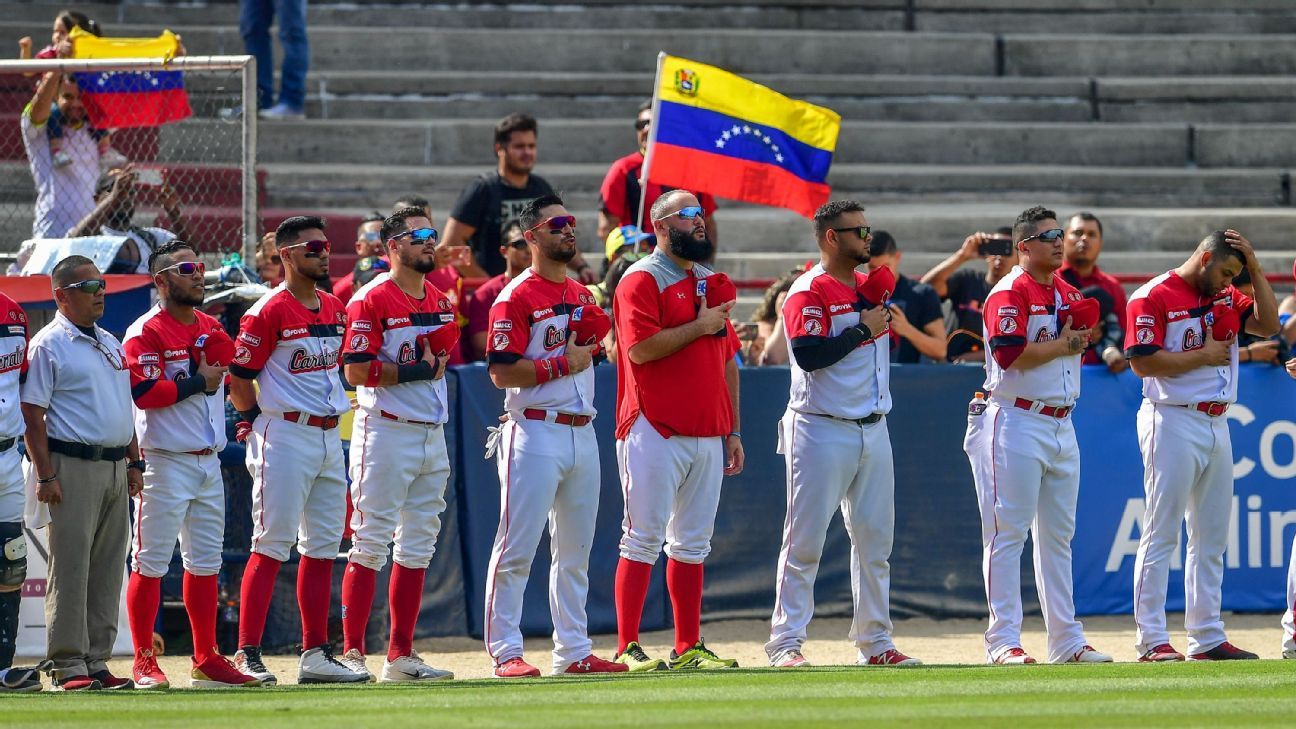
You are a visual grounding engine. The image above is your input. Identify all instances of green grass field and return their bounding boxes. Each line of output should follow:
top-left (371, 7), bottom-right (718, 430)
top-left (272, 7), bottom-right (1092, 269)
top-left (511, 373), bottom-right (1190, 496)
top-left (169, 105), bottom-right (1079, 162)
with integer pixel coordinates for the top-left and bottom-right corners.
top-left (3, 663), bottom-right (1295, 728)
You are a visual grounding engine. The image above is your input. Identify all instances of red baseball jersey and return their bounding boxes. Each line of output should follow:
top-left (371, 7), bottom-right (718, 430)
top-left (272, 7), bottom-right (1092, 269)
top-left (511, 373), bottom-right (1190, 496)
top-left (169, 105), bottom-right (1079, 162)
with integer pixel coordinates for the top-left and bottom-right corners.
top-left (487, 269), bottom-right (600, 416)
top-left (0, 293), bottom-right (28, 439)
top-left (782, 264), bottom-right (891, 419)
top-left (982, 266), bottom-right (1084, 406)
top-left (123, 306), bottom-right (229, 452)
top-left (231, 285), bottom-right (350, 417)
top-left (1124, 270), bottom-right (1254, 404)
top-left (343, 273), bottom-right (457, 423)
top-left (613, 251), bottom-right (739, 439)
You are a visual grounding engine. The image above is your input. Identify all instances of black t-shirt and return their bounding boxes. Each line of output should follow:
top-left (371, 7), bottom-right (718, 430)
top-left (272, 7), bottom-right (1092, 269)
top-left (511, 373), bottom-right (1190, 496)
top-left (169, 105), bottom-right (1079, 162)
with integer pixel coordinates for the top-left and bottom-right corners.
top-left (449, 172), bottom-right (555, 276)
top-left (945, 268), bottom-right (993, 361)
top-left (890, 275), bottom-right (943, 364)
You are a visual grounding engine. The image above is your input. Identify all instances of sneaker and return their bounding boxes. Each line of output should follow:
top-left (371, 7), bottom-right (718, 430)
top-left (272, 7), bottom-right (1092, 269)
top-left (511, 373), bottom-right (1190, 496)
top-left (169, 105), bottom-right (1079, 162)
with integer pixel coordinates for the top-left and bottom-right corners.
top-left (259, 103), bottom-right (305, 121)
top-left (299, 644), bottom-right (369, 684)
top-left (1283, 648), bottom-right (1296, 660)
top-left (613, 642), bottom-right (668, 672)
top-left (191, 655), bottom-right (262, 688)
top-left (669, 639), bottom-right (738, 670)
top-left (339, 648), bottom-right (375, 683)
top-left (992, 647), bottom-right (1036, 665)
top-left (132, 648), bottom-right (169, 689)
top-left (493, 656), bottom-right (541, 678)
top-left (382, 651), bottom-right (454, 682)
top-left (770, 648), bottom-right (810, 668)
top-left (1189, 642), bottom-right (1259, 661)
top-left (54, 675), bottom-right (102, 691)
top-left (234, 646), bottom-right (278, 685)
top-left (562, 654), bottom-right (629, 674)
top-left (89, 669), bottom-right (134, 690)
top-left (1067, 645), bottom-right (1113, 663)
top-left (0, 664), bottom-right (47, 692)
top-left (863, 648), bottom-right (922, 666)
top-left (1138, 643), bottom-right (1185, 662)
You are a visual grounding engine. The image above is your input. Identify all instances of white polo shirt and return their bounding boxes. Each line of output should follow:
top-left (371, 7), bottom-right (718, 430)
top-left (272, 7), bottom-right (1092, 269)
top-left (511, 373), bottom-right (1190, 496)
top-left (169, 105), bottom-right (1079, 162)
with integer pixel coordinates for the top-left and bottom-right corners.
top-left (22, 311), bottom-right (134, 447)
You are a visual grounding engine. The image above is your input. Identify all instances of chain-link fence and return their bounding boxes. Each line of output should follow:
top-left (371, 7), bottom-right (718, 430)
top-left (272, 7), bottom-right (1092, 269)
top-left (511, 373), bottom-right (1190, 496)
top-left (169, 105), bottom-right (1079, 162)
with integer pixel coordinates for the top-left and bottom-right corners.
top-left (0, 56), bottom-right (257, 274)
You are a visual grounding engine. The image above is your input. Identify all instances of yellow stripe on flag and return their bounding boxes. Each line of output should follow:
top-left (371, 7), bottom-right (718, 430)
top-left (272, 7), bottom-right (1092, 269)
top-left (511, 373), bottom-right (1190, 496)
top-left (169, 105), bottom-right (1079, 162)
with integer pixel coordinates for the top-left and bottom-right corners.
top-left (658, 55), bottom-right (840, 152)
top-left (69, 27), bottom-right (181, 61)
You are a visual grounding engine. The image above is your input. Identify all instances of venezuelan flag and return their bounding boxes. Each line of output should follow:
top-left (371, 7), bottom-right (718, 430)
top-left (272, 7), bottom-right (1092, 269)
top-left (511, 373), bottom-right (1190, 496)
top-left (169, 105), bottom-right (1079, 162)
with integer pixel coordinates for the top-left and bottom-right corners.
top-left (69, 27), bottom-right (191, 129)
top-left (645, 54), bottom-right (840, 218)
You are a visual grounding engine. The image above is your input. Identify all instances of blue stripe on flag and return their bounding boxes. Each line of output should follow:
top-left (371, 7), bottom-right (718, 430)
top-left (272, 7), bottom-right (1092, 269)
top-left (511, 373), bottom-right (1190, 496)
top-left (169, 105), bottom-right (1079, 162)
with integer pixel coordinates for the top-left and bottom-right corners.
top-left (654, 100), bottom-right (833, 184)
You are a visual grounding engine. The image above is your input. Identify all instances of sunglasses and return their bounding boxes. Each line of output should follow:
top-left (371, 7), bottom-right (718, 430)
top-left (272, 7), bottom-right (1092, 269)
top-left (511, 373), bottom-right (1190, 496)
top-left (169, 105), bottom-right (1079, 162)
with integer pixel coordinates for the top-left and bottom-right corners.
top-left (60, 279), bottom-right (107, 295)
top-left (1020, 228), bottom-right (1065, 244)
top-left (655, 205), bottom-right (704, 222)
top-left (831, 226), bottom-right (872, 240)
top-left (360, 231), bottom-right (381, 242)
top-left (279, 239), bottom-right (331, 256)
top-left (528, 215), bottom-right (577, 234)
top-left (155, 261), bottom-right (206, 277)
top-left (391, 227), bottom-right (439, 245)
top-left (506, 238), bottom-right (527, 250)
top-left (634, 118), bottom-right (651, 131)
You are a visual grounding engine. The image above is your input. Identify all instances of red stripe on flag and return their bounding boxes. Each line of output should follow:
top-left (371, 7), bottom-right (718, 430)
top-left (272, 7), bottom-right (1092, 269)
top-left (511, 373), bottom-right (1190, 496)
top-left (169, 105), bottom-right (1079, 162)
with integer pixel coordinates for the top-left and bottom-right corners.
top-left (80, 89), bottom-right (191, 129)
top-left (648, 143), bottom-right (831, 219)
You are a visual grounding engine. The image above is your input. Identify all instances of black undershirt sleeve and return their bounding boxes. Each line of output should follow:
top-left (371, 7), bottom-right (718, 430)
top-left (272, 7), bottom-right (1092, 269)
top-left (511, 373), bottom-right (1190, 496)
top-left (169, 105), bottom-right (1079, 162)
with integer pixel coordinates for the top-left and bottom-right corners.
top-left (789, 324), bottom-right (872, 372)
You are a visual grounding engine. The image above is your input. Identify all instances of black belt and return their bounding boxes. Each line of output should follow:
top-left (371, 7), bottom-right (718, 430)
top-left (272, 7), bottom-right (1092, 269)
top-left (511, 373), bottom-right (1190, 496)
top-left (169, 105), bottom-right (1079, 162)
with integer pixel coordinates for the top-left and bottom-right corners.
top-left (47, 438), bottom-right (128, 462)
top-left (805, 411), bottom-right (883, 426)
top-left (0, 437), bottom-right (15, 452)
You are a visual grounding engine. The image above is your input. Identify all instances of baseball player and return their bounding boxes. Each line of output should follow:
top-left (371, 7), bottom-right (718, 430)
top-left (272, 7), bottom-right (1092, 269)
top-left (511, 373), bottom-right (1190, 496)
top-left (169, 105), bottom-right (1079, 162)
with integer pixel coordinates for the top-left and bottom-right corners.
top-left (765, 200), bottom-right (921, 668)
top-left (1126, 229), bottom-right (1277, 661)
top-left (482, 194), bottom-right (627, 677)
top-left (0, 291), bottom-right (38, 692)
top-left (336, 207), bottom-right (456, 683)
top-left (963, 206), bottom-right (1112, 665)
top-left (611, 190), bottom-right (744, 671)
top-left (121, 241), bottom-right (261, 690)
top-left (228, 216), bottom-right (366, 685)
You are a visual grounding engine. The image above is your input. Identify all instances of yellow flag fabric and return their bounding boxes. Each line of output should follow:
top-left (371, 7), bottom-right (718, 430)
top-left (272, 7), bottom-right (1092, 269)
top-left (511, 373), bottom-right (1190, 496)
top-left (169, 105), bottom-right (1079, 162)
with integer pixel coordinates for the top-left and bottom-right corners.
top-left (69, 27), bottom-right (181, 61)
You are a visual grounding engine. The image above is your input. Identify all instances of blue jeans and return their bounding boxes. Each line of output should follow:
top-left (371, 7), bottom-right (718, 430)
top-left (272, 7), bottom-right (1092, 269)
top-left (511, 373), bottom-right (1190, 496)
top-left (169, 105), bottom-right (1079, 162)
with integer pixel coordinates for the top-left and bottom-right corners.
top-left (239, 0), bottom-right (309, 109)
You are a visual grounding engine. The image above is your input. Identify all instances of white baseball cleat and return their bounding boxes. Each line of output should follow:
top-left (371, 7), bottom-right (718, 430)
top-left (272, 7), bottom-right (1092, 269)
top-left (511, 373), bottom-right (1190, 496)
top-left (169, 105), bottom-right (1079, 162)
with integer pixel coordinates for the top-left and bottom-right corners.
top-left (769, 648), bottom-right (810, 668)
top-left (992, 647), bottom-right (1037, 665)
top-left (382, 651), bottom-right (454, 682)
top-left (234, 647), bottom-right (278, 685)
top-left (1067, 645), bottom-right (1113, 663)
top-left (339, 648), bottom-right (375, 683)
top-left (298, 645), bottom-right (369, 684)
top-left (861, 648), bottom-right (923, 666)
top-left (1284, 649), bottom-right (1296, 660)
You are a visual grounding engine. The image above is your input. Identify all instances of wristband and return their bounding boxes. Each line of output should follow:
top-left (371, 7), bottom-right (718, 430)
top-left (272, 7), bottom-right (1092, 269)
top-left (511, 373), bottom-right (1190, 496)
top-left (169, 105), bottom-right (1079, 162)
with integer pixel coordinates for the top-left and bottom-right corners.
top-left (396, 361), bottom-right (436, 383)
top-left (534, 358), bottom-right (557, 384)
top-left (37, 473), bottom-right (58, 484)
top-left (853, 323), bottom-right (872, 340)
top-left (364, 359), bottom-right (383, 387)
top-left (238, 404), bottom-right (262, 423)
top-left (727, 431), bottom-right (742, 439)
top-left (554, 356), bottom-right (570, 378)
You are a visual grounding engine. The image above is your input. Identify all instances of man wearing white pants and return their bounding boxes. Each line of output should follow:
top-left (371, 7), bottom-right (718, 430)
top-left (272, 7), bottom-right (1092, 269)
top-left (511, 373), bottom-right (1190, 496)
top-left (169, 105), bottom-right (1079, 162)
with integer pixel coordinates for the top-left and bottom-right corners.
top-left (1125, 230), bottom-right (1277, 662)
top-left (338, 206), bottom-right (457, 683)
top-left (963, 206), bottom-right (1111, 665)
top-left (765, 200), bottom-right (917, 668)
top-left (0, 291), bottom-right (35, 692)
top-left (482, 194), bottom-right (625, 677)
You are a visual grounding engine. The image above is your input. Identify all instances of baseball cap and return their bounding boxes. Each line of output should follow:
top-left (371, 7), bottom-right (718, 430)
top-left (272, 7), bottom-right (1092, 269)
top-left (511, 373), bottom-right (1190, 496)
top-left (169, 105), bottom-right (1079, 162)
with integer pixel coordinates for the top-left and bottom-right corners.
top-left (605, 225), bottom-right (654, 262)
top-left (353, 255), bottom-right (390, 288)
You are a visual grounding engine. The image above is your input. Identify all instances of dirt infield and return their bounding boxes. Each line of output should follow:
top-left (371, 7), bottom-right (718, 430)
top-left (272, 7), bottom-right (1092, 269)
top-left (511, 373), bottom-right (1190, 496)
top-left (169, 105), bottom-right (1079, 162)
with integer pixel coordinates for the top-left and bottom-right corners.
top-left (79, 612), bottom-right (1289, 685)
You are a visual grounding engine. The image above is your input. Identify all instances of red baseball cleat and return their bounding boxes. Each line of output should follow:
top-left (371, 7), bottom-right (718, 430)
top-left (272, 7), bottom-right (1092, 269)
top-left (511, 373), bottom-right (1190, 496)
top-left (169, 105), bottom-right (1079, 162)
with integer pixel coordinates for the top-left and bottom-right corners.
top-left (132, 648), bottom-right (169, 689)
top-left (563, 654), bottom-right (629, 674)
top-left (54, 675), bottom-right (102, 691)
top-left (864, 648), bottom-right (923, 666)
top-left (89, 669), bottom-right (134, 690)
top-left (493, 657), bottom-right (541, 678)
top-left (1189, 642), bottom-right (1258, 661)
top-left (191, 655), bottom-right (264, 688)
top-left (1138, 643), bottom-right (1185, 662)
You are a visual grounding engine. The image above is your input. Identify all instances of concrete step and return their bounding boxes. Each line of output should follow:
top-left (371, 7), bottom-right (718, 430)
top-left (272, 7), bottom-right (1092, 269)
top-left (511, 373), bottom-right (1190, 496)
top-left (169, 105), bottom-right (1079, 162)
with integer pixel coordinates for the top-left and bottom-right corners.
top-left (915, 0), bottom-right (1296, 34)
top-left (1004, 34), bottom-right (1296, 77)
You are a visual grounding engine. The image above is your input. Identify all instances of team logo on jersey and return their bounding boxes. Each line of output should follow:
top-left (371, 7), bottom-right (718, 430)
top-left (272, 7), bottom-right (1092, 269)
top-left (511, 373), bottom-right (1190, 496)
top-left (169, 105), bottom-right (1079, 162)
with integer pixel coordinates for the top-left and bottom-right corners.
top-left (997, 306), bottom-right (1018, 318)
top-left (571, 308), bottom-right (585, 322)
top-left (137, 353), bottom-right (160, 364)
top-left (1135, 315), bottom-right (1155, 327)
top-left (174, 370), bottom-right (188, 381)
top-left (397, 340), bottom-right (417, 365)
top-left (0, 345), bottom-right (24, 374)
top-left (7, 310), bottom-right (16, 321)
top-left (439, 298), bottom-right (452, 311)
top-left (801, 306), bottom-right (822, 318)
top-left (164, 348), bottom-right (188, 359)
top-left (493, 320), bottom-right (513, 331)
top-left (804, 319), bottom-right (823, 336)
top-left (1067, 291), bottom-right (1082, 302)
top-left (283, 326), bottom-right (308, 338)
top-left (1034, 327), bottom-right (1055, 343)
top-left (386, 317), bottom-right (410, 327)
top-left (1136, 327), bottom-right (1154, 344)
top-left (543, 325), bottom-right (565, 351)
top-left (532, 307), bottom-right (554, 321)
top-left (194, 334), bottom-right (209, 348)
top-left (579, 293), bottom-right (595, 305)
top-left (492, 332), bottom-right (511, 351)
top-left (696, 278), bottom-right (707, 298)
top-left (999, 318), bottom-right (1018, 334)
top-left (351, 320), bottom-right (372, 332)
top-left (233, 346), bottom-right (253, 365)
top-left (141, 364), bottom-right (162, 380)
top-left (289, 348), bottom-right (340, 373)
top-left (1030, 304), bottom-right (1049, 313)
top-left (350, 334), bottom-right (370, 351)
top-left (1182, 327), bottom-right (1204, 351)
top-left (829, 303), bottom-right (852, 314)
top-left (238, 333), bottom-right (261, 347)
top-left (1168, 309), bottom-right (1189, 319)
top-left (336, 312), bottom-right (346, 323)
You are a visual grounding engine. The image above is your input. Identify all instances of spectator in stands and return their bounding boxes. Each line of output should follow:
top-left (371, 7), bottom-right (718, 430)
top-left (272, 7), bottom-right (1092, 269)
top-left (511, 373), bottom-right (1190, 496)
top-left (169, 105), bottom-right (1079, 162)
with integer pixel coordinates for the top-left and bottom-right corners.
top-left (240, 0), bottom-right (309, 119)
top-left (597, 100), bottom-right (718, 254)
top-left (1060, 212), bottom-right (1127, 371)
top-left (921, 228), bottom-right (1017, 363)
top-left (67, 168), bottom-right (190, 273)
top-left (330, 213), bottom-right (387, 302)
top-left (442, 114), bottom-right (595, 283)
top-left (589, 225), bottom-right (654, 308)
top-left (746, 270), bottom-right (800, 366)
top-left (465, 221), bottom-right (531, 361)
top-left (21, 60), bottom-right (100, 240)
top-left (254, 232), bottom-right (281, 285)
top-left (866, 231), bottom-right (946, 363)
top-left (19, 11), bottom-right (109, 171)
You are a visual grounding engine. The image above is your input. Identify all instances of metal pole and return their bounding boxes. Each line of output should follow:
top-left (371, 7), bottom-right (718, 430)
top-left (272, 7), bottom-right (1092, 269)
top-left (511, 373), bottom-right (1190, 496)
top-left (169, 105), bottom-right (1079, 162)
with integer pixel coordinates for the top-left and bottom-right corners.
top-left (241, 56), bottom-right (258, 266)
top-left (635, 52), bottom-right (667, 231)
top-left (0, 56), bottom-right (253, 73)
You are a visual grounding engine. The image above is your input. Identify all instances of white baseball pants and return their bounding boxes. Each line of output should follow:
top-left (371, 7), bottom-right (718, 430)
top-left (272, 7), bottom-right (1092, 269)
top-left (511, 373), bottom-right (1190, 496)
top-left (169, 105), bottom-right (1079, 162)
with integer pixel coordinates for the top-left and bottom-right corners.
top-left (1133, 401), bottom-right (1232, 655)
top-left (964, 399), bottom-right (1088, 663)
top-left (1282, 539), bottom-right (1296, 656)
top-left (766, 410), bottom-right (896, 660)
top-left (246, 414), bottom-right (347, 562)
top-left (131, 450), bottom-right (225, 578)
top-left (0, 445), bottom-right (22, 524)
top-left (483, 417), bottom-right (600, 673)
top-left (347, 411), bottom-right (450, 571)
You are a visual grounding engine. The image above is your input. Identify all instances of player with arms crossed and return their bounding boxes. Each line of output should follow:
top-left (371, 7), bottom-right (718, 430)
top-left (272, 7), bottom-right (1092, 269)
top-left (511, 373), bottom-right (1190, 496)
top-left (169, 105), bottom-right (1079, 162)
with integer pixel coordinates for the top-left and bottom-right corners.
top-left (765, 200), bottom-right (920, 668)
top-left (964, 206), bottom-right (1112, 665)
top-left (122, 241), bottom-right (261, 689)
top-left (611, 190), bottom-right (744, 671)
top-left (228, 217), bottom-right (366, 685)
top-left (336, 207), bottom-right (457, 683)
top-left (482, 194), bottom-right (627, 677)
top-left (1126, 230), bottom-right (1278, 662)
